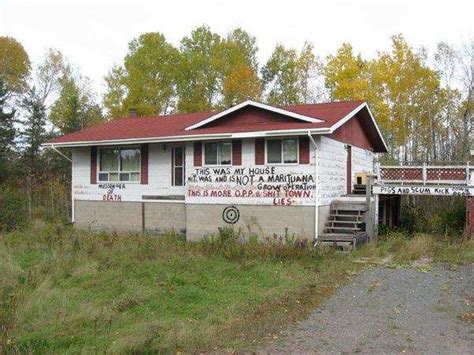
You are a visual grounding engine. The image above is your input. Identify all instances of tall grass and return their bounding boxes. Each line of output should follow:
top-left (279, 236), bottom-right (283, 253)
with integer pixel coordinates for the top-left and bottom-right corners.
top-left (1, 225), bottom-right (472, 353)
top-left (0, 224), bottom-right (332, 353)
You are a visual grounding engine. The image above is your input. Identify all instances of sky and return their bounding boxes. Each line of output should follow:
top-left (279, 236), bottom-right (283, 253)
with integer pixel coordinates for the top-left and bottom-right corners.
top-left (1, 0), bottom-right (473, 96)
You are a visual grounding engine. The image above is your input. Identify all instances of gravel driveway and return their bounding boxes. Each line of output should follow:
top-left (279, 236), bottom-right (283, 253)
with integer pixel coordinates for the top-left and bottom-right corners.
top-left (265, 264), bottom-right (473, 354)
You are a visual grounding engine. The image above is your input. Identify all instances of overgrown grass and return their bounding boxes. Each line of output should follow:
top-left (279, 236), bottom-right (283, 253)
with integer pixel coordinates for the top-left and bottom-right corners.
top-left (0, 225), bottom-right (472, 353)
top-left (362, 232), bottom-right (474, 265)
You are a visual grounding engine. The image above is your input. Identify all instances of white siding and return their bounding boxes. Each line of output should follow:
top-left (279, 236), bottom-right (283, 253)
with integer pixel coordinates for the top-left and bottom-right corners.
top-left (71, 136), bottom-right (374, 207)
top-left (185, 138), bottom-right (316, 206)
top-left (352, 146), bottom-right (374, 186)
top-left (317, 136), bottom-right (375, 205)
top-left (318, 136), bottom-right (346, 206)
top-left (71, 143), bottom-right (189, 203)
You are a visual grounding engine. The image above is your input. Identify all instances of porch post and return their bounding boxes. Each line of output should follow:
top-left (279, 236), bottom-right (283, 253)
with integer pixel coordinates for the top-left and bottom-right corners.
top-left (465, 197), bottom-right (474, 239)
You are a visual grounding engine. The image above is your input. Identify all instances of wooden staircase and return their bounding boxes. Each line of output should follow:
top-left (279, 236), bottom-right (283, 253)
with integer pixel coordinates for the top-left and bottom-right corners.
top-left (352, 184), bottom-right (367, 195)
top-left (319, 185), bottom-right (369, 250)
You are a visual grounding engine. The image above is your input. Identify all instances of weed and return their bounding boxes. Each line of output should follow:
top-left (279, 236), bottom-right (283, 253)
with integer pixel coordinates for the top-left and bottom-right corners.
top-left (0, 225), bottom-right (472, 353)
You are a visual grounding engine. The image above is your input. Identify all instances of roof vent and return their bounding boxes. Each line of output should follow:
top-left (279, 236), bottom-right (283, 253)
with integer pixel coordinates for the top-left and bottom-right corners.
top-left (128, 108), bottom-right (138, 118)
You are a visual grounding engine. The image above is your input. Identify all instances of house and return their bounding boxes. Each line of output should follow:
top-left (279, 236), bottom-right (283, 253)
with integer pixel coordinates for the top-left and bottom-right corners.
top-left (44, 100), bottom-right (387, 241)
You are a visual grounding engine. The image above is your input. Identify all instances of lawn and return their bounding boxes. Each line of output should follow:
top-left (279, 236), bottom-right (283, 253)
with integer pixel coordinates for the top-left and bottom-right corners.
top-left (1, 224), bottom-right (472, 353)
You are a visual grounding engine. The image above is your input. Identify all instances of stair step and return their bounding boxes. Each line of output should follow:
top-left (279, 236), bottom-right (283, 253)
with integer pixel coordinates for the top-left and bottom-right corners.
top-left (324, 228), bottom-right (361, 235)
top-left (331, 203), bottom-right (367, 211)
top-left (331, 210), bottom-right (365, 217)
top-left (326, 221), bottom-right (363, 227)
top-left (319, 233), bottom-right (358, 241)
top-left (329, 213), bottom-right (364, 219)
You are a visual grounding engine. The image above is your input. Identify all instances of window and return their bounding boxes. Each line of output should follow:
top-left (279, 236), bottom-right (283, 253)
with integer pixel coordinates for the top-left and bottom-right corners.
top-left (266, 138), bottom-right (298, 164)
top-left (204, 141), bottom-right (232, 165)
top-left (98, 147), bottom-right (141, 182)
top-left (172, 146), bottom-right (185, 186)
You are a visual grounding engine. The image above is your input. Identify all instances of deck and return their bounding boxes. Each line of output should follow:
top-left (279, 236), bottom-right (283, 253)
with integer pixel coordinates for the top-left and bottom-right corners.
top-left (373, 164), bottom-right (474, 196)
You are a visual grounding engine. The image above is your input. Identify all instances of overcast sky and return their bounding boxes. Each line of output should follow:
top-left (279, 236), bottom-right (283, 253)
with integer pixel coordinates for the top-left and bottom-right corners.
top-left (1, 0), bottom-right (473, 96)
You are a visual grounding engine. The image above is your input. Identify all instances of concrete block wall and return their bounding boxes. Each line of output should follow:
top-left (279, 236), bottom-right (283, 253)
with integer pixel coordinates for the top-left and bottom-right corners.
top-left (145, 202), bottom-right (186, 234)
top-left (185, 203), bottom-right (316, 241)
top-left (74, 200), bottom-right (185, 234)
top-left (74, 200), bottom-right (331, 240)
top-left (75, 200), bottom-right (143, 232)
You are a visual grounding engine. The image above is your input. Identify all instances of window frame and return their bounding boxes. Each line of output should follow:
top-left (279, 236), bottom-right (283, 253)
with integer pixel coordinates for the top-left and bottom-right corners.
top-left (203, 141), bottom-right (233, 166)
top-left (172, 146), bottom-right (186, 187)
top-left (265, 138), bottom-right (299, 165)
top-left (97, 146), bottom-right (141, 183)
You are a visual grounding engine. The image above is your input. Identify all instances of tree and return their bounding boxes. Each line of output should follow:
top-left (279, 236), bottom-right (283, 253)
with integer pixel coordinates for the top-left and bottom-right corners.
top-left (262, 42), bottom-right (321, 105)
top-left (222, 65), bottom-right (262, 107)
top-left (370, 35), bottom-right (445, 162)
top-left (0, 36), bottom-right (31, 93)
top-left (0, 79), bottom-right (16, 180)
top-left (324, 43), bottom-right (369, 101)
top-left (50, 71), bottom-right (103, 134)
top-left (103, 33), bottom-right (179, 117)
top-left (262, 45), bottom-right (300, 105)
top-left (214, 28), bottom-right (262, 107)
top-left (123, 33), bottom-right (179, 115)
top-left (35, 48), bottom-right (67, 106)
top-left (20, 87), bottom-right (48, 175)
top-left (103, 65), bottom-right (128, 118)
top-left (296, 43), bottom-right (325, 103)
top-left (177, 26), bottom-right (222, 112)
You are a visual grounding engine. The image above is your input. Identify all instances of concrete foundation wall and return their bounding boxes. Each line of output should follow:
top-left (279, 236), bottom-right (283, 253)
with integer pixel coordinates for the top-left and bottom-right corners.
top-left (75, 200), bottom-right (143, 232)
top-left (74, 200), bottom-right (186, 234)
top-left (74, 201), bottom-right (330, 240)
top-left (145, 202), bottom-right (186, 234)
top-left (186, 204), bottom-right (316, 241)
top-left (318, 204), bottom-right (331, 235)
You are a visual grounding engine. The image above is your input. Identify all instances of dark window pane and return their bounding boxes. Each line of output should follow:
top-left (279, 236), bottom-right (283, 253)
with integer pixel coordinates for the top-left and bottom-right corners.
top-left (120, 173), bottom-right (130, 181)
top-left (220, 142), bottom-right (232, 165)
top-left (100, 148), bottom-right (119, 171)
top-left (174, 147), bottom-right (183, 166)
top-left (205, 143), bottom-right (218, 165)
top-left (267, 140), bottom-right (282, 164)
top-left (283, 139), bottom-right (298, 163)
top-left (174, 167), bottom-right (183, 186)
top-left (98, 173), bottom-right (108, 181)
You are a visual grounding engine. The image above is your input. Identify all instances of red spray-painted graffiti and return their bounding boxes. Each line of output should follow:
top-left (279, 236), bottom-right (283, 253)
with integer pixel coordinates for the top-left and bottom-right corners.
top-left (99, 183), bottom-right (126, 202)
top-left (186, 166), bottom-right (315, 206)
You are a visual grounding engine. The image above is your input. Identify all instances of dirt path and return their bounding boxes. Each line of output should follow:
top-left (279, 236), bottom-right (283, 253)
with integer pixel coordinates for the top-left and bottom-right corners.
top-left (264, 264), bottom-right (474, 354)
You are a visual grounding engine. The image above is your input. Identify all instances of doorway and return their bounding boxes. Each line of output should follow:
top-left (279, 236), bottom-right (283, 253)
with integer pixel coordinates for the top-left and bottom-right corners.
top-left (346, 145), bottom-right (352, 194)
top-left (172, 146), bottom-right (185, 186)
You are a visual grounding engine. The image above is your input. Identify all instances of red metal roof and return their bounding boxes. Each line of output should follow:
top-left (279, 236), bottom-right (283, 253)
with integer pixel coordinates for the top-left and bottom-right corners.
top-left (47, 100), bottom-right (377, 146)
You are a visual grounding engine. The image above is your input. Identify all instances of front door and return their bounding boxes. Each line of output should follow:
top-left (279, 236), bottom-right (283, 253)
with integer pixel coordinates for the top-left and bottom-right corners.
top-left (172, 146), bottom-right (185, 186)
top-left (346, 145), bottom-right (352, 194)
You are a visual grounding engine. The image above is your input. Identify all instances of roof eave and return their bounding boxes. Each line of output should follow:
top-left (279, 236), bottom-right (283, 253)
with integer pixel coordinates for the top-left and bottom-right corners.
top-left (41, 128), bottom-right (332, 148)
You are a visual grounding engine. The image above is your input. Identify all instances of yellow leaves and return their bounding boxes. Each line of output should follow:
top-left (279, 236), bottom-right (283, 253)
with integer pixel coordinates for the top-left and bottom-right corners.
top-left (0, 36), bottom-right (31, 93)
top-left (324, 43), bottom-right (369, 101)
top-left (326, 35), bottom-right (454, 161)
top-left (222, 65), bottom-right (262, 107)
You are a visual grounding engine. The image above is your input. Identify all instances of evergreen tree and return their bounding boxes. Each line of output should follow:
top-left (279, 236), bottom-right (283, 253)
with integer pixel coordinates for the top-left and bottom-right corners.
top-left (0, 79), bottom-right (16, 180)
top-left (20, 87), bottom-right (48, 175)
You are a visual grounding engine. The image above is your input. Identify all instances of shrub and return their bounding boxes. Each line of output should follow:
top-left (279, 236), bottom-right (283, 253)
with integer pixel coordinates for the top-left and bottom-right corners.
top-left (0, 188), bottom-right (28, 231)
top-left (198, 225), bottom-right (317, 263)
top-left (435, 199), bottom-right (465, 235)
